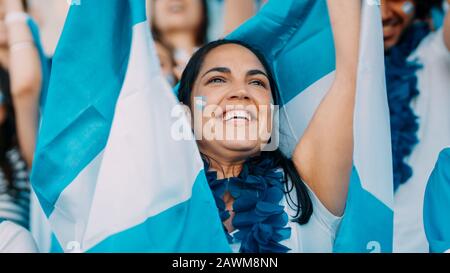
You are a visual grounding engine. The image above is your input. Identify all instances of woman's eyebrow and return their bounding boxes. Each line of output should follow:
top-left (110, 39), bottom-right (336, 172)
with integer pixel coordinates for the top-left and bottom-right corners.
top-left (201, 67), bottom-right (231, 79)
top-left (247, 69), bottom-right (269, 79)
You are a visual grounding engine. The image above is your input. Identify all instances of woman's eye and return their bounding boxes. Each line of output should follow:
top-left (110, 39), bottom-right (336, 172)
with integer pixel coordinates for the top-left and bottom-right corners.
top-left (250, 80), bottom-right (266, 88)
top-left (207, 77), bottom-right (226, 84)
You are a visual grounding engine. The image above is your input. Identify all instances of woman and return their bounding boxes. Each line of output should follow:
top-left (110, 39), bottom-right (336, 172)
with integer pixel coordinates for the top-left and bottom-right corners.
top-left (149, 0), bottom-right (255, 80)
top-left (177, 0), bottom-right (361, 252)
top-left (0, 0), bottom-right (42, 252)
top-left (149, 0), bottom-right (209, 79)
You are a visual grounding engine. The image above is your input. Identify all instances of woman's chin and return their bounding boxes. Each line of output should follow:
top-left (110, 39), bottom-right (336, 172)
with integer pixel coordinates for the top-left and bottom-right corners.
top-left (219, 140), bottom-right (261, 153)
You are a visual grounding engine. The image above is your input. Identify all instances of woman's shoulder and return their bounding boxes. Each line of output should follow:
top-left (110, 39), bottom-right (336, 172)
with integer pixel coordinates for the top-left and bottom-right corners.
top-left (0, 221), bottom-right (38, 253)
top-left (281, 181), bottom-right (343, 252)
top-left (282, 178), bottom-right (343, 242)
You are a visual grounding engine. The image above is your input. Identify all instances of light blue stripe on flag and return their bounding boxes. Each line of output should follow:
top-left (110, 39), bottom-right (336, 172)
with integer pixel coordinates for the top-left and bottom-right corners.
top-left (31, 0), bottom-right (229, 253)
top-left (229, 0), bottom-right (394, 252)
top-left (27, 19), bottom-right (51, 110)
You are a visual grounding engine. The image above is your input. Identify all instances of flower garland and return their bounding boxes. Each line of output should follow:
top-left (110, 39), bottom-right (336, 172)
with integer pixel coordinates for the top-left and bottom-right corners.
top-left (204, 154), bottom-right (291, 253)
top-left (385, 23), bottom-right (431, 191)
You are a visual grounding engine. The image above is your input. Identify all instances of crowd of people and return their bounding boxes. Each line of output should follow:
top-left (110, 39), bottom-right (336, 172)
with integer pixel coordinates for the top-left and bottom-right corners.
top-left (0, 0), bottom-right (448, 253)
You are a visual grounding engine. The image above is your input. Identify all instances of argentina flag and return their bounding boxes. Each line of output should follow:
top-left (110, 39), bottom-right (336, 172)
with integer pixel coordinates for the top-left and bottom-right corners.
top-left (424, 148), bottom-right (450, 253)
top-left (30, 0), bottom-right (229, 253)
top-left (228, 0), bottom-right (394, 252)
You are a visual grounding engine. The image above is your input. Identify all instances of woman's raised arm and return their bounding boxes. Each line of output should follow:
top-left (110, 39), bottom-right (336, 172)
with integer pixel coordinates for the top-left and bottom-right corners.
top-left (293, 0), bottom-right (361, 217)
top-left (6, 0), bottom-right (42, 167)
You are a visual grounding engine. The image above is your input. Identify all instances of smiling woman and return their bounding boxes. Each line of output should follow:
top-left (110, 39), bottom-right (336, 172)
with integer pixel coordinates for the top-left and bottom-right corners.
top-left (176, 0), bottom-right (361, 253)
top-left (381, 0), bottom-right (443, 50)
top-left (179, 40), bottom-right (317, 253)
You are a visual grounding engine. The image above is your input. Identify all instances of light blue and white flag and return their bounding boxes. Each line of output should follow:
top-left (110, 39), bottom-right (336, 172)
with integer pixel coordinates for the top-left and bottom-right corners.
top-left (27, 17), bottom-right (59, 253)
top-left (31, 0), bottom-right (229, 253)
top-left (228, 0), bottom-right (394, 252)
top-left (424, 148), bottom-right (450, 253)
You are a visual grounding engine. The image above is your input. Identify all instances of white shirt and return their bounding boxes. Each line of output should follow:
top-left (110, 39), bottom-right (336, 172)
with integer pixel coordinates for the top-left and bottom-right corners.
top-left (394, 29), bottom-right (450, 253)
top-left (230, 181), bottom-right (342, 253)
top-left (0, 221), bottom-right (38, 253)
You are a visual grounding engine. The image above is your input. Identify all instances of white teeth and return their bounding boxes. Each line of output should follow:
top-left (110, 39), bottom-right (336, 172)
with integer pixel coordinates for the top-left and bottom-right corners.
top-left (223, 110), bottom-right (251, 122)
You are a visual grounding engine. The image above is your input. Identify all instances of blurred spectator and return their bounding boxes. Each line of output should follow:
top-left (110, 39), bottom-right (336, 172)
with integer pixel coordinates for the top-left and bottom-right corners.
top-left (0, 0), bottom-right (43, 252)
top-left (149, 0), bottom-right (208, 75)
top-left (148, 0), bottom-right (255, 79)
top-left (381, 0), bottom-right (450, 252)
top-left (154, 36), bottom-right (178, 86)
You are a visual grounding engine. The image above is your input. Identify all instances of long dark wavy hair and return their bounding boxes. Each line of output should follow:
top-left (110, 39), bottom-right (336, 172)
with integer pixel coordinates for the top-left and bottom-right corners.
top-left (151, 0), bottom-right (209, 47)
top-left (0, 0), bottom-right (28, 182)
top-left (413, 0), bottom-right (443, 20)
top-left (0, 66), bottom-right (18, 183)
top-left (177, 39), bottom-right (313, 225)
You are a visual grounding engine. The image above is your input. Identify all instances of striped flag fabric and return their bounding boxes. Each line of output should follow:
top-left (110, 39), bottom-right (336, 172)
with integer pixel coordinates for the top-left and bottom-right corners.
top-left (228, 0), bottom-right (394, 252)
top-left (30, 0), bottom-right (229, 253)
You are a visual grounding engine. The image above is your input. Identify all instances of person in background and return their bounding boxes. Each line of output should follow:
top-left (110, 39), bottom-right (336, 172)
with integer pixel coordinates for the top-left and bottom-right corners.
top-left (380, 0), bottom-right (450, 252)
top-left (0, 0), bottom-right (42, 252)
top-left (148, 0), bottom-right (255, 79)
top-left (423, 147), bottom-right (450, 253)
top-left (154, 35), bottom-right (179, 86)
top-left (149, 0), bottom-right (209, 77)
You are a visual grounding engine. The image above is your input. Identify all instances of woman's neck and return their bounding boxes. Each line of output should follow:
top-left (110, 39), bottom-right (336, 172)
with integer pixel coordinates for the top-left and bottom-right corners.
top-left (164, 31), bottom-right (197, 54)
top-left (203, 153), bottom-right (245, 179)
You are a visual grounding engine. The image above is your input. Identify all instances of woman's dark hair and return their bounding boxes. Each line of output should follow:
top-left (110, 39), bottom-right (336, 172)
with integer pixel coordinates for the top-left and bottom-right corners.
top-left (0, 66), bottom-right (18, 183)
top-left (151, 0), bottom-right (209, 47)
top-left (413, 0), bottom-right (443, 20)
top-left (178, 39), bottom-right (313, 224)
top-left (22, 0), bottom-right (28, 10)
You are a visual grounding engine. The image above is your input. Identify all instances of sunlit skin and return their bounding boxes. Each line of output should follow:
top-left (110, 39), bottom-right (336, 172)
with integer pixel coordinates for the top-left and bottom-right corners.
top-left (190, 44), bottom-right (273, 176)
top-left (0, 2), bottom-right (10, 67)
top-left (0, 0), bottom-right (42, 167)
top-left (381, 0), bottom-right (416, 50)
top-left (188, 43), bottom-right (276, 233)
top-left (149, 0), bottom-right (203, 50)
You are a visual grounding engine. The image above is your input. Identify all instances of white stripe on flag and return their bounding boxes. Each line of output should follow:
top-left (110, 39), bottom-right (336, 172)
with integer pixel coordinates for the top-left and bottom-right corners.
top-left (49, 21), bottom-right (204, 252)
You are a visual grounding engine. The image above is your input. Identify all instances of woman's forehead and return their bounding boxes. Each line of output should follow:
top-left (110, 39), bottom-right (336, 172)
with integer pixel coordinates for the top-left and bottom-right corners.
top-left (200, 44), bottom-right (267, 73)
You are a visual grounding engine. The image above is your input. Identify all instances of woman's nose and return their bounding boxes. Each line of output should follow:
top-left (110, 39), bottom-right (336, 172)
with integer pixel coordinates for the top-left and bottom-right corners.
top-left (380, 0), bottom-right (392, 21)
top-left (227, 85), bottom-right (251, 101)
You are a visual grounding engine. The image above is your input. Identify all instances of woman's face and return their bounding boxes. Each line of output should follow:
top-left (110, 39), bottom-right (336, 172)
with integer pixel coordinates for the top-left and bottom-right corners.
top-left (381, 0), bottom-right (416, 50)
top-left (190, 44), bottom-right (274, 162)
top-left (151, 0), bottom-right (203, 36)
